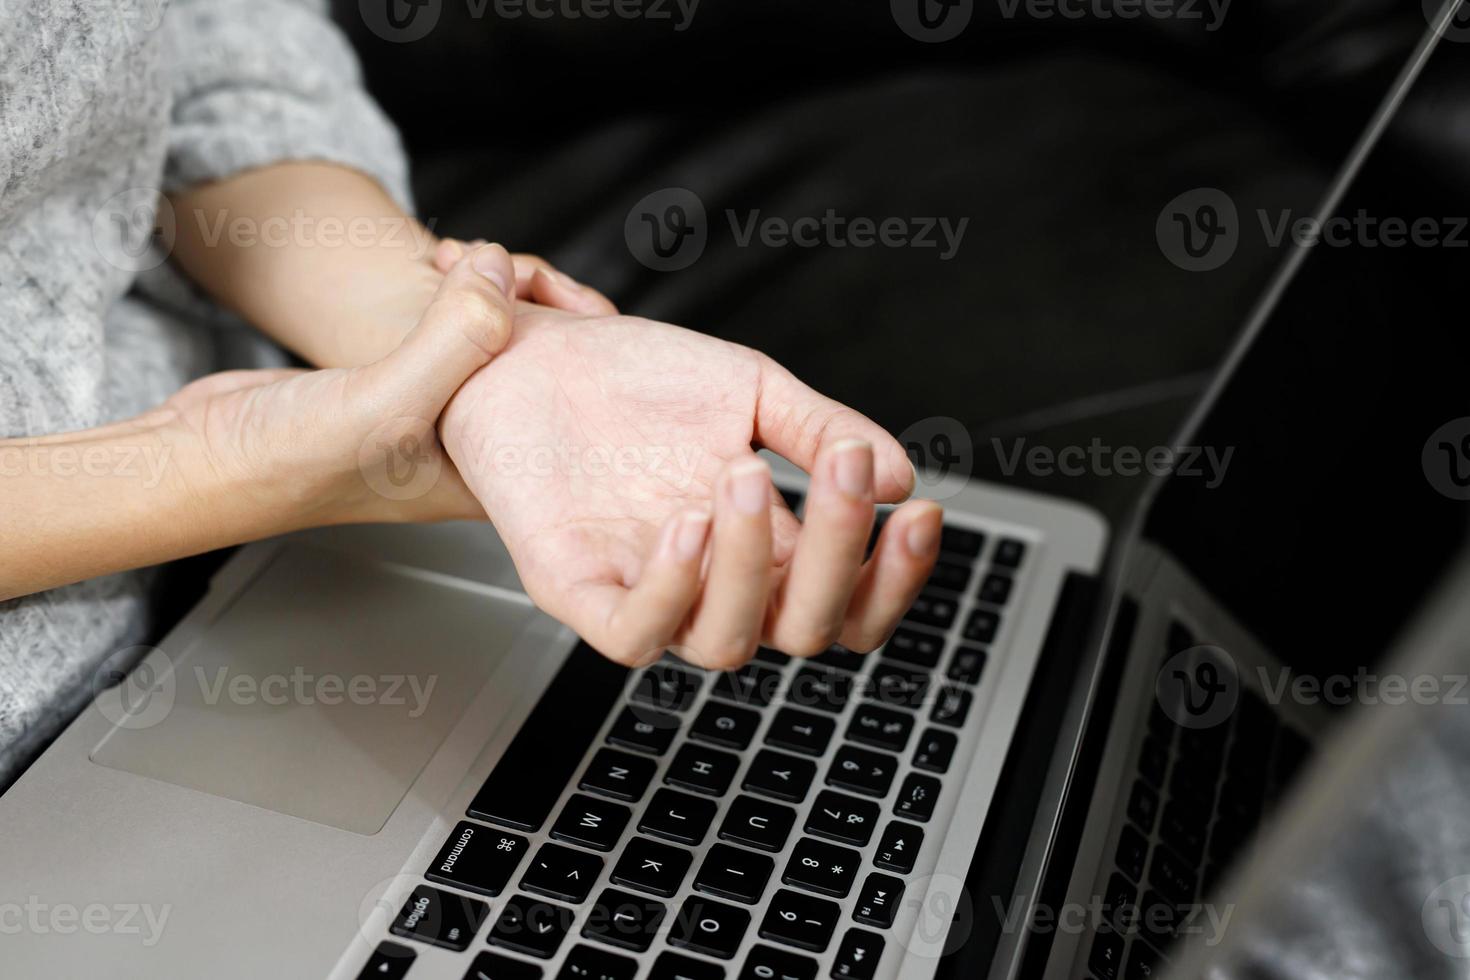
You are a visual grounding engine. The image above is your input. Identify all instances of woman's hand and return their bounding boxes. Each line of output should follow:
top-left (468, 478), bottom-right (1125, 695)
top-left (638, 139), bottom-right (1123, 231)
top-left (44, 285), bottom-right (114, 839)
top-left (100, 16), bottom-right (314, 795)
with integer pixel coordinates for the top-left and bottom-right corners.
top-left (0, 245), bottom-right (518, 601)
top-left (439, 304), bottom-right (944, 671)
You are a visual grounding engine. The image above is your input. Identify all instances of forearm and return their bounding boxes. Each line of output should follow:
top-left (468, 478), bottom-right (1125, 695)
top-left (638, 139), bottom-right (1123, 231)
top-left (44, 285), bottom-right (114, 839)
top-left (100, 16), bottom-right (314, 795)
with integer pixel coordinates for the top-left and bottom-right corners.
top-left (167, 162), bottom-right (439, 368)
top-left (0, 417), bottom-right (302, 602)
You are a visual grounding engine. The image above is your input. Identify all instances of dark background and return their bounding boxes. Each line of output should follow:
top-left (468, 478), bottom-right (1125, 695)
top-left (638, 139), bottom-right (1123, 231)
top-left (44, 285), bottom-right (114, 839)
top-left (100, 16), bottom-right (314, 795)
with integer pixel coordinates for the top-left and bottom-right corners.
top-left (335, 0), bottom-right (1457, 522)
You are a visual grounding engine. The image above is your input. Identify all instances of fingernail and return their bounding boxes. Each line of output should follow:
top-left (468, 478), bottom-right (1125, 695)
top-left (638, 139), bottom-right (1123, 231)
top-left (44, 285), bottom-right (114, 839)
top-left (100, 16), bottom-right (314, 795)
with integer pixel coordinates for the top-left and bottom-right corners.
top-left (471, 244), bottom-right (511, 294)
top-left (831, 439), bottom-right (873, 499)
top-left (729, 460), bottom-right (770, 515)
top-left (673, 512), bottom-right (710, 561)
top-left (905, 505), bottom-right (942, 557)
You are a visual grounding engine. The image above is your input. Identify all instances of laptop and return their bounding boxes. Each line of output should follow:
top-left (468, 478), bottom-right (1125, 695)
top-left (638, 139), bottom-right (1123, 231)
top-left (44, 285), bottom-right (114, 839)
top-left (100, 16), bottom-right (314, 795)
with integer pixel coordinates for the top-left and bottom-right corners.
top-left (1, 6), bottom-right (1464, 978)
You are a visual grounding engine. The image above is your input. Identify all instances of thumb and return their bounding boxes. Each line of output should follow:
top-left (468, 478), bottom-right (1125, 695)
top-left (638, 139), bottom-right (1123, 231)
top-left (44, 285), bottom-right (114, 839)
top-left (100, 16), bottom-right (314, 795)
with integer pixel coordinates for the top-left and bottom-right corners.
top-left (363, 242), bottom-right (516, 411)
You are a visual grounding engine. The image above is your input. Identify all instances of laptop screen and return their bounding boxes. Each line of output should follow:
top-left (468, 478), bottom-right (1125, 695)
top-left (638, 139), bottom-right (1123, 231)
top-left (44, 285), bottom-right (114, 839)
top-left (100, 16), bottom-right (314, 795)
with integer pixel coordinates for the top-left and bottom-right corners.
top-left (1134, 11), bottom-right (1470, 691)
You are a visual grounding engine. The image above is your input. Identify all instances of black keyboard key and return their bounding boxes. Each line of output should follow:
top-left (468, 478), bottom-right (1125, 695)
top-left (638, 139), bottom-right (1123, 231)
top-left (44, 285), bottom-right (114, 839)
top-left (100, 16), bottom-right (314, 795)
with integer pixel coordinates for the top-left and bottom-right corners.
top-left (522, 843), bottom-right (603, 904)
top-left (468, 643), bottom-right (629, 831)
top-left (1168, 759), bottom-right (1218, 809)
top-left (852, 873), bottom-right (904, 928)
top-left (901, 593), bottom-right (959, 631)
top-left (939, 525), bottom-right (984, 557)
top-left (783, 838), bottom-right (861, 898)
top-left (633, 663), bottom-right (703, 712)
top-left (1103, 872), bottom-right (1138, 932)
top-left (992, 538), bottom-right (1026, 568)
top-left (666, 744), bottom-right (741, 797)
top-left (743, 750), bottom-right (817, 802)
top-left (427, 822), bottom-right (528, 898)
top-left (639, 788), bottom-right (718, 845)
top-left (551, 795), bottom-right (631, 852)
top-left (962, 609), bottom-right (1000, 645)
top-left (606, 705), bottom-right (679, 756)
top-left (610, 835), bottom-right (693, 897)
top-left (766, 708), bottom-right (835, 757)
top-left (696, 843), bottom-right (776, 904)
top-left (670, 897), bottom-right (751, 959)
top-left (813, 645), bottom-right (866, 673)
top-left (489, 896), bottom-right (575, 959)
top-left (654, 951), bottom-right (728, 980)
top-left (1138, 736), bottom-right (1168, 789)
top-left (866, 664), bottom-right (932, 710)
top-left (390, 884), bottom-right (488, 951)
top-left (946, 646), bottom-right (987, 685)
top-left (465, 951), bottom-right (541, 980)
top-left (1159, 801), bottom-right (1206, 865)
top-left (882, 628), bottom-right (945, 669)
top-left (713, 663), bottom-right (784, 707)
top-left (356, 942), bottom-right (415, 980)
top-left (583, 887), bottom-right (666, 952)
top-left (1149, 845), bottom-right (1197, 904)
top-left (1115, 824), bottom-right (1149, 884)
top-left (911, 728), bottom-right (958, 774)
top-left (976, 572), bottom-right (1013, 605)
top-left (690, 701), bottom-right (762, 751)
top-left (826, 746), bottom-right (898, 798)
top-left (720, 795), bottom-right (797, 852)
top-left (845, 704), bottom-right (914, 753)
top-left (557, 945), bottom-right (637, 980)
top-left (1127, 781), bottom-right (1159, 833)
top-left (805, 790), bottom-right (881, 847)
top-left (739, 946), bottom-right (817, 980)
top-left (873, 821), bottom-right (923, 873)
top-left (758, 889), bottom-right (840, 952)
top-left (1138, 891), bottom-right (1180, 946)
top-left (1126, 939), bottom-right (1163, 980)
top-left (790, 666), bottom-right (854, 715)
top-left (929, 686), bottom-right (972, 727)
top-left (830, 929), bottom-right (884, 980)
top-left (926, 560), bottom-right (973, 595)
top-left (893, 773), bottom-right (940, 822)
top-left (579, 748), bottom-right (657, 802)
top-left (1088, 930), bottom-right (1123, 980)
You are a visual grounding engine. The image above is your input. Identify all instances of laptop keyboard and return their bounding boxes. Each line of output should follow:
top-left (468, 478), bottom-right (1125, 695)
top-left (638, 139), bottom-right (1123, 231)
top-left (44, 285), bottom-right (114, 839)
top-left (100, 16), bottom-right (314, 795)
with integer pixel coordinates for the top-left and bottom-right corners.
top-left (1085, 623), bottom-right (1313, 980)
top-left (364, 509), bottom-right (1034, 980)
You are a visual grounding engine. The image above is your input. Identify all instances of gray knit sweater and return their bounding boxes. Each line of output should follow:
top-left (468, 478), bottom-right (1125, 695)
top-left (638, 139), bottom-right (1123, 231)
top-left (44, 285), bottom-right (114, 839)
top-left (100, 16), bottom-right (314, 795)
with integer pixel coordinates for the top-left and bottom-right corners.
top-left (0, 0), bottom-right (411, 785)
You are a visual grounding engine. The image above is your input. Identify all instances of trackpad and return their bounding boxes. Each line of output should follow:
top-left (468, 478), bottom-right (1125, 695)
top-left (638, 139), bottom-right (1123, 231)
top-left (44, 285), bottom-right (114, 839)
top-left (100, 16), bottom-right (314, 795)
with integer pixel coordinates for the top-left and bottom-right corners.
top-left (91, 545), bottom-right (533, 834)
